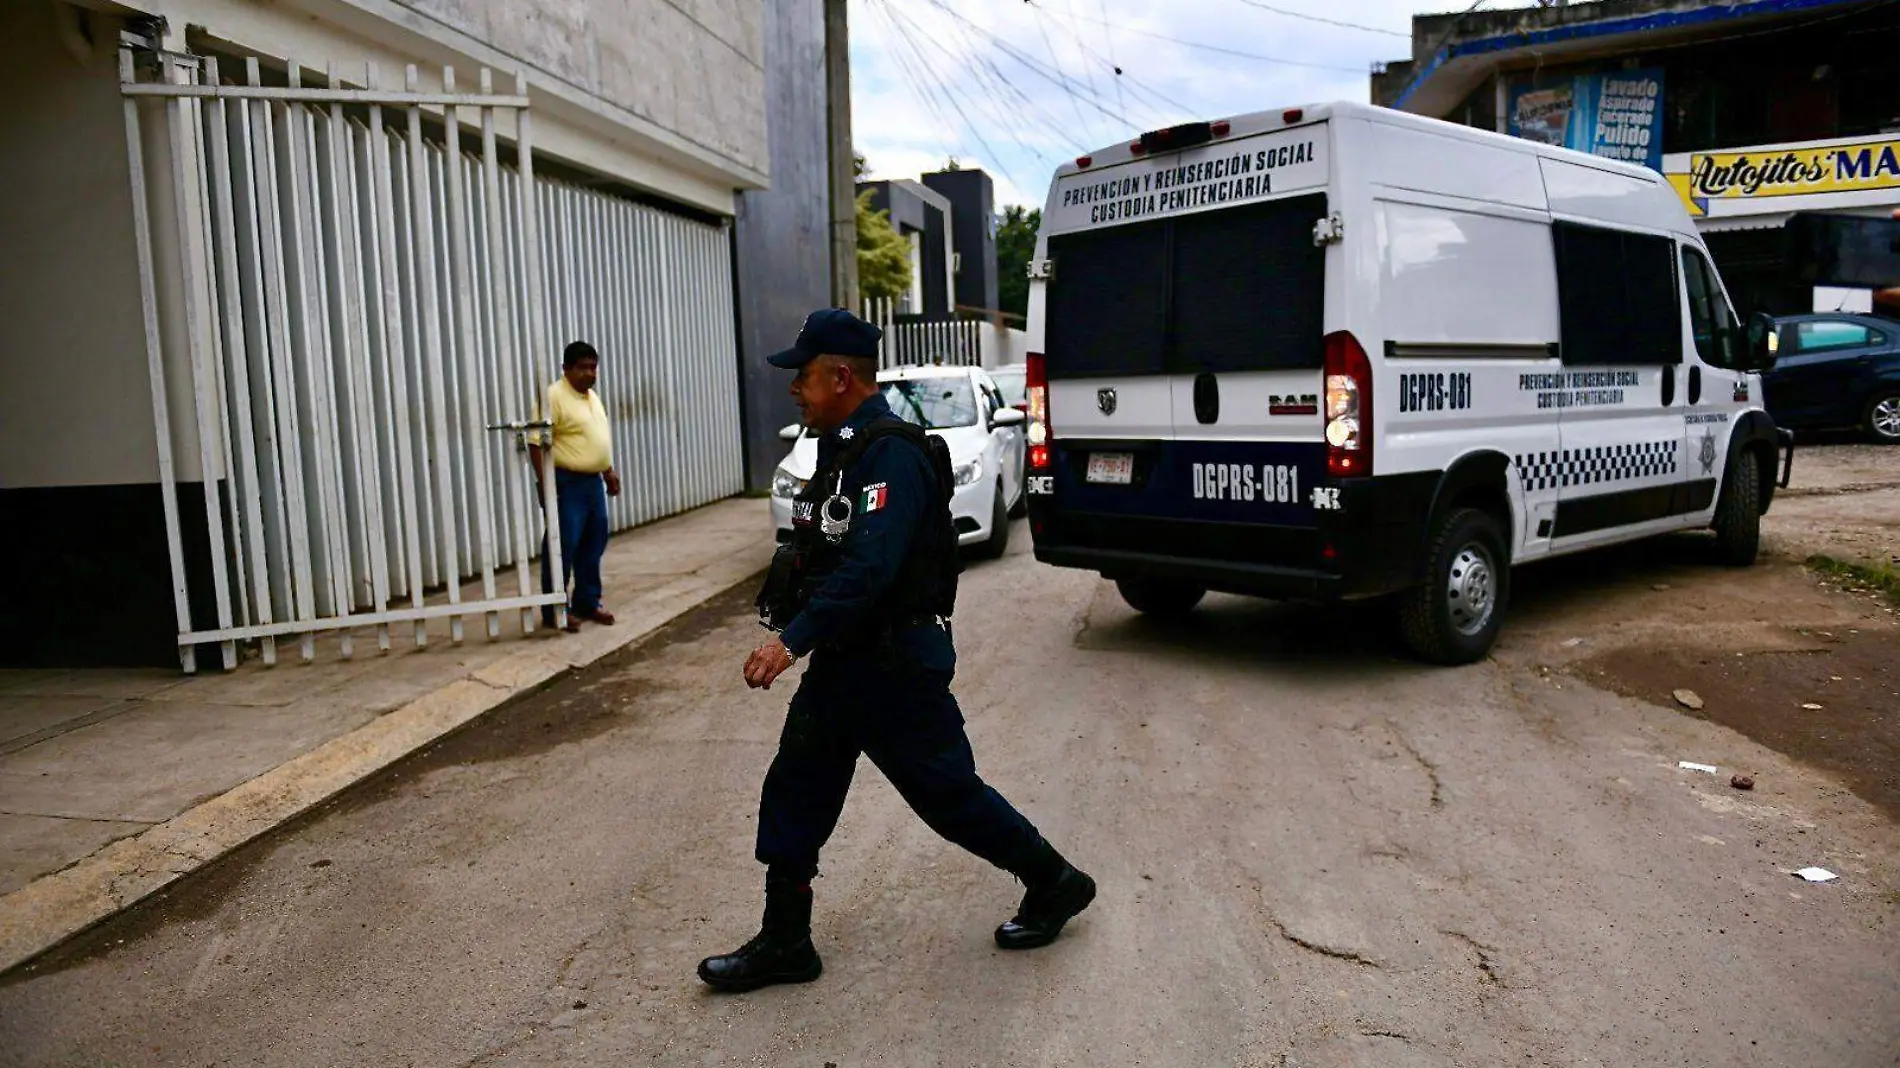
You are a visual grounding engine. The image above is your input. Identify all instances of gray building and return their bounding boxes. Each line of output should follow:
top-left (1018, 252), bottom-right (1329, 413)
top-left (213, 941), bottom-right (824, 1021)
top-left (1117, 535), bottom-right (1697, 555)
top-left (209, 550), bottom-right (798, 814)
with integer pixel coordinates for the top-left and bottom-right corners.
top-left (922, 168), bottom-right (999, 316)
top-left (1, 0), bottom-right (843, 668)
top-left (858, 179), bottom-right (954, 319)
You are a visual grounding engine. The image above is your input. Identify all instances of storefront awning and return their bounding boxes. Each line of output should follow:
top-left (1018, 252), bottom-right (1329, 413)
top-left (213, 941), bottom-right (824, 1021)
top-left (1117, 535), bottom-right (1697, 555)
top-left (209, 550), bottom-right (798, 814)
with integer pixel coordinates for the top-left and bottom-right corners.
top-left (1696, 213), bottom-right (1794, 233)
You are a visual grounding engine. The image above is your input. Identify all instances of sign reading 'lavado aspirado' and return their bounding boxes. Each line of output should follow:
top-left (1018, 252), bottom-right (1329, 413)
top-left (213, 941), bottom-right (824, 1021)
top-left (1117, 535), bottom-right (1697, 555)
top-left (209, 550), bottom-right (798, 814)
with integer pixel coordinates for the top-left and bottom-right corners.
top-left (1666, 135), bottom-right (1900, 216)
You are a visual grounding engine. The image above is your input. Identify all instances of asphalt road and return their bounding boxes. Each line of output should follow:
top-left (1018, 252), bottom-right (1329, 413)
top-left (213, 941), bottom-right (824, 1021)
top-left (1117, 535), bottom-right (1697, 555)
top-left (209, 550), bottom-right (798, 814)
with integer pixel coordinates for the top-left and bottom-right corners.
top-left (4, 515), bottom-right (1898, 1068)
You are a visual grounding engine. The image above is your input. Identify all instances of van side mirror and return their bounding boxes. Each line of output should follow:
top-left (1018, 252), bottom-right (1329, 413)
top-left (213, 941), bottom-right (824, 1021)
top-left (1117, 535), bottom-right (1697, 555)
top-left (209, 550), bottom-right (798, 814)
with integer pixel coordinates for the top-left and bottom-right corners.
top-left (1744, 312), bottom-right (1778, 370)
top-left (778, 423), bottom-right (803, 443)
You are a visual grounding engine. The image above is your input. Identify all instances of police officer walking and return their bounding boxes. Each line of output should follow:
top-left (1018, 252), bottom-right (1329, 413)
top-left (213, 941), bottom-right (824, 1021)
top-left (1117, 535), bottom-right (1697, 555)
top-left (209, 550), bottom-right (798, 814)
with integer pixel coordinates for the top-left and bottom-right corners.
top-left (698, 309), bottom-right (1095, 993)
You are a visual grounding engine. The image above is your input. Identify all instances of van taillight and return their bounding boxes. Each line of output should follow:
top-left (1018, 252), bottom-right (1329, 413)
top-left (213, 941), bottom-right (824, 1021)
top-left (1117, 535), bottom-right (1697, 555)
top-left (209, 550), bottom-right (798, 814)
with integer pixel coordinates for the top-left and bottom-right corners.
top-left (1027, 351), bottom-right (1052, 471)
top-left (1323, 331), bottom-right (1371, 477)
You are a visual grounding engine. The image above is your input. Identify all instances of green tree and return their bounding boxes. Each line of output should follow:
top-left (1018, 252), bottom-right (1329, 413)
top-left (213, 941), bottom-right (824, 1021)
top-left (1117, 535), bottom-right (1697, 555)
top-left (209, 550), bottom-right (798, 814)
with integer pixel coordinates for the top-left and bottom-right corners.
top-left (856, 190), bottom-right (912, 303)
top-left (995, 204), bottom-right (1041, 321)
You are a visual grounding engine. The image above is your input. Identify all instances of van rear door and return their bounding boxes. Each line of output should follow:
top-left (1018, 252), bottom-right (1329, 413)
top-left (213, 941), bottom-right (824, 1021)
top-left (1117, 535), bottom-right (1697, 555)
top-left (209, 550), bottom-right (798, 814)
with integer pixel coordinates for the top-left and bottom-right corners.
top-left (1040, 122), bottom-right (1331, 540)
top-left (1165, 193), bottom-right (1327, 513)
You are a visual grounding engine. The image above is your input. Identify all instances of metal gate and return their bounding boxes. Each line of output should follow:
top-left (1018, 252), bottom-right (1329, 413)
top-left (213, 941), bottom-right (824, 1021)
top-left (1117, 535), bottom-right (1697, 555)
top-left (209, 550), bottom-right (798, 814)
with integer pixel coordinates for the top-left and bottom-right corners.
top-left (120, 47), bottom-right (743, 672)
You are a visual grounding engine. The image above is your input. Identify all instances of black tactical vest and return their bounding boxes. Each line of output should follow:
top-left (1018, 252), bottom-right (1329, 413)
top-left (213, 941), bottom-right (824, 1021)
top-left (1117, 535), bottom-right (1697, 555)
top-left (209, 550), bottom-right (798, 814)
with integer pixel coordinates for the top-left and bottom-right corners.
top-left (787, 418), bottom-right (960, 643)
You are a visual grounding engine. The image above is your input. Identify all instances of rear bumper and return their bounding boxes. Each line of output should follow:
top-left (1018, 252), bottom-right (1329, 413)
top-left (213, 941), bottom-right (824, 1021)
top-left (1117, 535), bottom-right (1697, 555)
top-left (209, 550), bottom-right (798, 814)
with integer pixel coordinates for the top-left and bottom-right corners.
top-left (1035, 543), bottom-right (1343, 599)
top-left (1029, 470), bottom-right (1436, 601)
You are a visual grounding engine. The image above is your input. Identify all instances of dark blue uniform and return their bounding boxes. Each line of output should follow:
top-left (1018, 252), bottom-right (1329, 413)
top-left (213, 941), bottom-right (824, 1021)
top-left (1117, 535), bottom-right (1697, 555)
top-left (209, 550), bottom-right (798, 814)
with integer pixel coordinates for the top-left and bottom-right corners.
top-left (700, 310), bottom-right (1089, 991)
top-left (758, 393), bottom-right (1042, 883)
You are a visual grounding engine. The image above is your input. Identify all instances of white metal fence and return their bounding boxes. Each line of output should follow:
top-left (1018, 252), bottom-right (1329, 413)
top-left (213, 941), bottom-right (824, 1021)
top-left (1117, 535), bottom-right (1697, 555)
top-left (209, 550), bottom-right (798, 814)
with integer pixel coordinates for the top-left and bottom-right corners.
top-left (121, 49), bottom-right (742, 671)
top-left (860, 299), bottom-right (1029, 370)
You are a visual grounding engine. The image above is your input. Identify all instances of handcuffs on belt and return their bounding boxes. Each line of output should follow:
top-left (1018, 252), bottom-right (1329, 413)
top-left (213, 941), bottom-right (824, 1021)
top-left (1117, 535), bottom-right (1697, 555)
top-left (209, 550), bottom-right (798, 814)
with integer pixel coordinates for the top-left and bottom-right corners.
top-left (818, 469), bottom-right (853, 544)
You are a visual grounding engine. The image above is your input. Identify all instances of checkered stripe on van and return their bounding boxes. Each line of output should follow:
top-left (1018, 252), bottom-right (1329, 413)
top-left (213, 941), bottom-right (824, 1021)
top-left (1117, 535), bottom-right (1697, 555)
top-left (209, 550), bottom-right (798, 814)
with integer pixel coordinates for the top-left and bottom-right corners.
top-left (1513, 441), bottom-right (1679, 492)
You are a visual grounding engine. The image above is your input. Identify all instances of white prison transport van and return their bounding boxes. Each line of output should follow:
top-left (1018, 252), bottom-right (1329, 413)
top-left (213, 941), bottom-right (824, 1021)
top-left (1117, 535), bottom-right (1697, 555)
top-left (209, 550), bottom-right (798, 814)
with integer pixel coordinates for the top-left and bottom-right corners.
top-left (1022, 101), bottom-right (1791, 664)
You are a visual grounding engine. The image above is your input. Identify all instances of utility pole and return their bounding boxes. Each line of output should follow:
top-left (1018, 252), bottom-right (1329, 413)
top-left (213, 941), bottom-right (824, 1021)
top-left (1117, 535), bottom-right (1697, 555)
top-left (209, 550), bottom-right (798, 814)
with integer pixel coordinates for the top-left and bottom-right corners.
top-left (824, 0), bottom-right (859, 310)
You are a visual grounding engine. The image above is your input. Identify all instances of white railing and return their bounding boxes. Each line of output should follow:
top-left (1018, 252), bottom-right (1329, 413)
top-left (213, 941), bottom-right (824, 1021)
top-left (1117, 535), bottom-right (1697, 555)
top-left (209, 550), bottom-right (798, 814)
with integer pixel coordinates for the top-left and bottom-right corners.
top-left (860, 298), bottom-right (1028, 370)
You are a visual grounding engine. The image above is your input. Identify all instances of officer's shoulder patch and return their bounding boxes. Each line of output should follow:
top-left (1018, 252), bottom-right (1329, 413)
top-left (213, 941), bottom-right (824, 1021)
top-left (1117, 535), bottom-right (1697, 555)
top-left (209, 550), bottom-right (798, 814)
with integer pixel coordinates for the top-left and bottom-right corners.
top-left (860, 482), bottom-right (889, 513)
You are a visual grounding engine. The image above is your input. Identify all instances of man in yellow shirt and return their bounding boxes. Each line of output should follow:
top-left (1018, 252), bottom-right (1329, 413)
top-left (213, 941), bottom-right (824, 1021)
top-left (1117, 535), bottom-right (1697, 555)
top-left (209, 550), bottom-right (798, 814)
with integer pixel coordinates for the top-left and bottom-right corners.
top-left (530, 341), bottom-right (621, 631)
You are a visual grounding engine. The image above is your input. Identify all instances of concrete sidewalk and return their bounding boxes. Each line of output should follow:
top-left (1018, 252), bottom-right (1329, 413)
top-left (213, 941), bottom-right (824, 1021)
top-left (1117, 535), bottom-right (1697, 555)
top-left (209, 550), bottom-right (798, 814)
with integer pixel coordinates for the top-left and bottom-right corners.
top-left (0, 497), bottom-right (772, 973)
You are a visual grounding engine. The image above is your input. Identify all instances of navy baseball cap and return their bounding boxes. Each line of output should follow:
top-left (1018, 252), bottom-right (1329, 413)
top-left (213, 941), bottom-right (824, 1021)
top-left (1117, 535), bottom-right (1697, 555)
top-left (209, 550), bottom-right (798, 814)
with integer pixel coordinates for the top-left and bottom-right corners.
top-left (768, 308), bottom-right (883, 369)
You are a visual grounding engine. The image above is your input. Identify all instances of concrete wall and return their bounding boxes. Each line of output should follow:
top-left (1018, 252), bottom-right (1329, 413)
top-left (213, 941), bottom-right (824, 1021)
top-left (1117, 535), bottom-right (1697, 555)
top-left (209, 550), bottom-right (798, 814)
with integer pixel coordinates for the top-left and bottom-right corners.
top-left (732, 0), bottom-right (831, 492)
top-left (383, 0), bottom-right (766, 178)
top-left (0, 3), bottom-right (159, 491)
top-left (136, 0), bottom-right (768, 215)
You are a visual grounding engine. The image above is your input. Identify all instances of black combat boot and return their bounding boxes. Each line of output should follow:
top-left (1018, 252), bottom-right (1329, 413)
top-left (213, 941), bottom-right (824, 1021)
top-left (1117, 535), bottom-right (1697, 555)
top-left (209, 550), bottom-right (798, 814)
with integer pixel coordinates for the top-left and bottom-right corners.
top-left (697, 875), bottom-right (823, 992)
top-left (995, 839), bottom-right (1096, 950)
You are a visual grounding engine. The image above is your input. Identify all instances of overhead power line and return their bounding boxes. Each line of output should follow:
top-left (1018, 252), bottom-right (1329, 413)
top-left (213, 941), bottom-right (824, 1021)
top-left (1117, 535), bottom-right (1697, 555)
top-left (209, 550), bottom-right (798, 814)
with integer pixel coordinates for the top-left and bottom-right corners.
top-left (1094, 0), bottom-right (1128, 118)
top-left (869, 0), bottom-right (1043, 201)
top-left (882, 0), bottom-right (1087, 159)
top-left (1231, 0), bottom-right (1410, 38)
top-left (1026, 0), bottom-right (1097, 142)
top-left (918, 0), bottom-right (1147, 128)
top-left (1045, 7), bottom-right (1373, 72)
top-left (1026, 5), bottom-right (1199, 124)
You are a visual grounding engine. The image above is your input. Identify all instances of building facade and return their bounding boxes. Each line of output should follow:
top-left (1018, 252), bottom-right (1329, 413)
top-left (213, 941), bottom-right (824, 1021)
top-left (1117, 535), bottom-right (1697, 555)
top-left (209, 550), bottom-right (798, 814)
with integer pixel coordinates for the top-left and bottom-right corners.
top-left (1374, 0), bottom-right (1900, 319)
top-left (858, 178), bottom-right (955, 319)
top-left (922, 168), bottom-right (1000, 316)
top-left (1, 0), bottom-right (839, 668)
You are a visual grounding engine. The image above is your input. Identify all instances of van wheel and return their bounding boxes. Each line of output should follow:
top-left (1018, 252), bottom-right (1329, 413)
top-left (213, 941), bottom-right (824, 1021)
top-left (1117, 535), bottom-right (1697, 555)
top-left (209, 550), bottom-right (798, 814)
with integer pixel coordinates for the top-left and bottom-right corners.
top-left (1397, 508), bottom-right (1508, 666)
top-left (1865, 392), bottom-right (1900, 444)
top-left (977, 480), bottom-right (1011, 560)
top-left (1116, 578), bottom-right (1205, 617)
top-left (1712, 449), bottom-right (1761, 567)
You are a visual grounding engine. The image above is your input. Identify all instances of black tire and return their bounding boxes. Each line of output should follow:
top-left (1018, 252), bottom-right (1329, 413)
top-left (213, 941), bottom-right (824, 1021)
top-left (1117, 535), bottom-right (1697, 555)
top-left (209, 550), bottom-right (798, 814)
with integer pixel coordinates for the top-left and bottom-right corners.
top-left (1712, 448), bottom-right (1761, 567)
top-left (1397, 507), bottom-right (1509, 666)
top-left (1865, 391), bottom-right (1900, 444)
top-left (1115, 577), bottom-right (1206, 617)
top-left (976, 480), bottom-right (1011, 560)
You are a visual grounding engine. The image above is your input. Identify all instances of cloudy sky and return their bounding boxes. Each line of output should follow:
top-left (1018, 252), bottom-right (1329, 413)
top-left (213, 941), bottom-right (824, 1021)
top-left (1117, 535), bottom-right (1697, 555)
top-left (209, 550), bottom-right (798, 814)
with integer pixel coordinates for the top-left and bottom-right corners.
top-left (849, 0), bottom-right (1436, 210)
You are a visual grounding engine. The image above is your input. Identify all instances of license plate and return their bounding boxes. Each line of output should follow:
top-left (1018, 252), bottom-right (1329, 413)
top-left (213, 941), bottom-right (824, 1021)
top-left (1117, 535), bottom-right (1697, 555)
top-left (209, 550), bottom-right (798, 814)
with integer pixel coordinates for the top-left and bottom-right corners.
top-left (1085, 452), bottom-right (1134, 484)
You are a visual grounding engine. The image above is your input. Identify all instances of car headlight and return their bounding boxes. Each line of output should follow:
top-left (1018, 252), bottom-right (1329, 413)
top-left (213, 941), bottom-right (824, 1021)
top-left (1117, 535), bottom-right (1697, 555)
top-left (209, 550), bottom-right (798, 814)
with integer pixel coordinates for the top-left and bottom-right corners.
top-left (953, 459), bottom-right (983, 487)
top-left (771, 467), bottom-right (806, 499)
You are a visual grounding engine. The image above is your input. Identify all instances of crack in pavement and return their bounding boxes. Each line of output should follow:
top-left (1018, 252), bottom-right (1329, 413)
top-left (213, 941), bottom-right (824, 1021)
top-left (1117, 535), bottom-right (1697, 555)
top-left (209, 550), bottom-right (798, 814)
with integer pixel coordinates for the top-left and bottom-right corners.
top-left (1387, 722), bottom-right (1445, 809)
top-left (1271, 918), bottom-right (1382, 969)
top-left (1442, 930), bottom-right (1505, 986)
top-left (1779, 479), bottom-right (1900, 498)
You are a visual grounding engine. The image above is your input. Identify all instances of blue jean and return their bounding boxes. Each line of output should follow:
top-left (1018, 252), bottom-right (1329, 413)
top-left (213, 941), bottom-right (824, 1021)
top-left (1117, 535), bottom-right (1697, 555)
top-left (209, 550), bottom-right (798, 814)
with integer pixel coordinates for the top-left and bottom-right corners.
top-left (542, 468), bottom-right (609, 620)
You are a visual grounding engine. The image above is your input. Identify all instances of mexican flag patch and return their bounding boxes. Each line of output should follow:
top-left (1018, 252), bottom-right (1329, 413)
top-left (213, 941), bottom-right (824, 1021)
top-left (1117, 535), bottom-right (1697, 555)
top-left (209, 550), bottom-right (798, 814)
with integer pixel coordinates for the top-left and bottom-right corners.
top-left (860, 482), bottom-right (890, 513)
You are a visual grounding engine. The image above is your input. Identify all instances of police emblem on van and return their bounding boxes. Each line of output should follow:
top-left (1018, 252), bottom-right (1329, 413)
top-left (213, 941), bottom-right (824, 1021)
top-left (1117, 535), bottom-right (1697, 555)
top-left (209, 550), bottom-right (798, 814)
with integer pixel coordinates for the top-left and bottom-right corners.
top-left (1268, 393), bottom-right (1319, 416)
top-left (1097, 388), bottom-right (1118, 416)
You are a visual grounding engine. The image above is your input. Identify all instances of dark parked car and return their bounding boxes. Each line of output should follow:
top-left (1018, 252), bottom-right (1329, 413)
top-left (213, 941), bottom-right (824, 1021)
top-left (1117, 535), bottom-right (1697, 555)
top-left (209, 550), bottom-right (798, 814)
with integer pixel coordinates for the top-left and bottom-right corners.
top-left (1763, 313), bottom-right (1900, 443)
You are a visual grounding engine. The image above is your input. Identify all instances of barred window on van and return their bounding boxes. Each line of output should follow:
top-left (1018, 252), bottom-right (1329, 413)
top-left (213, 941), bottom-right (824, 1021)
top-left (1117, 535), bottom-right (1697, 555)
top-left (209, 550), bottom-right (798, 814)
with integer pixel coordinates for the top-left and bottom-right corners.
top-left (1552, 222), bottom-right (1681, 367)
top-left (1044, 218), bottom-right (1170, 378)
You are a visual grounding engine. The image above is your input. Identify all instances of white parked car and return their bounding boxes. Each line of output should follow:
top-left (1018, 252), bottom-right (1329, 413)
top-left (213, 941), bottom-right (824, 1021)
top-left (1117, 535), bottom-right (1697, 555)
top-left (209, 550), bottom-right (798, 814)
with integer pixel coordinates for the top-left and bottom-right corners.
top-left (770, 365), bottom-right (1028, 558)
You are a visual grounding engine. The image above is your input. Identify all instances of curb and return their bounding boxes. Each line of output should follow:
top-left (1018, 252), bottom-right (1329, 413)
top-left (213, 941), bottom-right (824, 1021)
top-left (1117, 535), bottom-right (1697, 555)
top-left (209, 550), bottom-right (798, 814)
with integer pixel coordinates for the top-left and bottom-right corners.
top-left (0, 551), bottom-right (767, 976)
